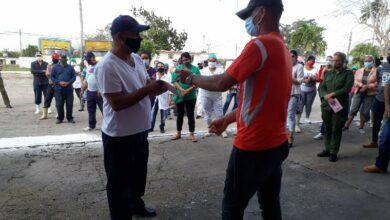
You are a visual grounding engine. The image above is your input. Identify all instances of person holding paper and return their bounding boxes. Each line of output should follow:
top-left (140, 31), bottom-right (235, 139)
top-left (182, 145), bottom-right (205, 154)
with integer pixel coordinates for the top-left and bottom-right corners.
top-left (318, 52), bottom-right (354, 162)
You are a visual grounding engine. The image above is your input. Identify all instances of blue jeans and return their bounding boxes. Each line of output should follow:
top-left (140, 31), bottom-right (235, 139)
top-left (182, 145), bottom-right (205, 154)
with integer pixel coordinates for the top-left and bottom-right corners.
top-left (151, 100), bottom-right (168, 131)
top-left (375, 119), bottom-right (390, 171)
top-left (286, 95), bottom-right (299, 133)
top-left (223, 92), bottom-right (238, 115)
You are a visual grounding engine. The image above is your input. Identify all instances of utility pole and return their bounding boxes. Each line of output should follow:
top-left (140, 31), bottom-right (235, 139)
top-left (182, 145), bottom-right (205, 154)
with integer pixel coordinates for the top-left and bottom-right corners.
top-left (347, 32), bottom-right (352, 54)
top-left (78, 0), bottom-right (84, 59)
top-left (19, 29), bottom-right (22, 54)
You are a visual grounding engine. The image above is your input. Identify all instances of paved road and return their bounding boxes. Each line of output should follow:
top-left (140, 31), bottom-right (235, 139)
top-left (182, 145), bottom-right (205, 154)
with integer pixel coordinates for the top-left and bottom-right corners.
top-left (1, 124), bottom-right (390, 220)
top-left (1, 72), bottom-right (389, 220)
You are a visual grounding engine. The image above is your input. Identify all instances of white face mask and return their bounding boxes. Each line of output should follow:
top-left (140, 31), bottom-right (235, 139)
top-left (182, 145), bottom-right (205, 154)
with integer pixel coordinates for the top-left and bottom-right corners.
top-left (208, 62), bottom-right (217, 68)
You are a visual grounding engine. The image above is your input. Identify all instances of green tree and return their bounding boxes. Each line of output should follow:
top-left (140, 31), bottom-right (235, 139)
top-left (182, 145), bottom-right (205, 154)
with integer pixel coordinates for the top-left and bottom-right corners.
top-left (131, 7), bottom-right (188, 55)
top-left (338, 0), bottom-right (389, 56)
top-left (2, 50), bottom-right (20, 58)
top-left (21, 45), bottom-right (39, 57)
top-left (86, 24), bottom-right (112, 41)
top-left (349, 43), bottom-right (380, 67)
top-left (289, 19), bottom-right (327, 56)
top-left (280, 24), bottom-right (293, 46)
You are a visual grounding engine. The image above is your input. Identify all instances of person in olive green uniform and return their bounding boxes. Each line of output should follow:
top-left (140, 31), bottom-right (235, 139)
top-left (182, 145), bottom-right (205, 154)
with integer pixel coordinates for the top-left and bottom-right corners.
top-left (171, 52), bottom-right (200, 142)
top-left (0, 68), bottom-right (12, 108)
top-left (318, 52), bottom-right (354, 162)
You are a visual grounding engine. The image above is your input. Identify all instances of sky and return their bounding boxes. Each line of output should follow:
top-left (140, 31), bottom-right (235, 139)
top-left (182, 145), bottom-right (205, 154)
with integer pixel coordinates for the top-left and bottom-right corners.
top-left (0, 0), bottom-right (377, 59)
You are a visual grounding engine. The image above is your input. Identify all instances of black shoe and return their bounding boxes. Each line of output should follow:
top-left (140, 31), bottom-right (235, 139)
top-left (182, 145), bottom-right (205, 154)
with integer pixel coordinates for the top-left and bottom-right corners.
top-left (317, 150), bottom-right (330, 157)
top-left (56, 120), bottom-right (63, 124)
top-left (342, 126), bottom-right (349, 131)
top-left (133, 207), bottom-right (157, 217)
top-left (288, 142), bottom-right (293, 148)
top-left (68, 119), bottom-right (75, 124)
top-left (329, 154), bottom-right (338, 162)
top-left (6, 105), bottom-right (12, 108)
top-left (148, 129), bottom-right (154, 133)
top-left (196, 115), bottom-right (201, 119)
top-left (160, 129), bottom-right (165, 134)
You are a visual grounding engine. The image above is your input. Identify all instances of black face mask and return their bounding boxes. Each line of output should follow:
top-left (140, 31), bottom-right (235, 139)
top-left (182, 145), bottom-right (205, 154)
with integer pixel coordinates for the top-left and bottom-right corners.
top-left (52, 59), bottom-right (59, 64)
top-left (184, 62), bottom-right (191, 68)
top-left (125, 38), bottom-right (142, 53)
top-left (157, 67), bottom-right (165, 73)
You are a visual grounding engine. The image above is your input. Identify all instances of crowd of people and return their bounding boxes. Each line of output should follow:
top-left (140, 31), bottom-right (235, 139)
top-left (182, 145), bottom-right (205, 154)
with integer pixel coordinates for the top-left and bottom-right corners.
top-left (0, 0), bottom-right (389, 219)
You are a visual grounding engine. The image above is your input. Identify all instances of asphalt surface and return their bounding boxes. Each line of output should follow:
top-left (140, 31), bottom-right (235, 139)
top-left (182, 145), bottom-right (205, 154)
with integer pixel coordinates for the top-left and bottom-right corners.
top-left (1, 73), bottom-right (390, 220)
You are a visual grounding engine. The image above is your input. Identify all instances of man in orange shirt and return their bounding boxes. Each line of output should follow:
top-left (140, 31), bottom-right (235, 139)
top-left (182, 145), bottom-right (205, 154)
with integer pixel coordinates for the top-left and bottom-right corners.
top-left (179, 0), bottom-right (291, 219)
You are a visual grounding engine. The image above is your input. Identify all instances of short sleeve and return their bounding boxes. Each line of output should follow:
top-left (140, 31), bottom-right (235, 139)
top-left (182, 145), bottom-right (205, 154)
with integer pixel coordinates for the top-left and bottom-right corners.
top-left (96, 63), bottom-right (122, 94)
top-left (171, 72), bottom-right (178, 84)
top-left (226, 39), bottom-right (263, 83)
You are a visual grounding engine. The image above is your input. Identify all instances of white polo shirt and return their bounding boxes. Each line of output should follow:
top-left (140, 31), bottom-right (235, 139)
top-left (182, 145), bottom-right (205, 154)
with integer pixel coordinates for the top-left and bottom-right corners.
top-left (96, 52), bottom-right (151, 137)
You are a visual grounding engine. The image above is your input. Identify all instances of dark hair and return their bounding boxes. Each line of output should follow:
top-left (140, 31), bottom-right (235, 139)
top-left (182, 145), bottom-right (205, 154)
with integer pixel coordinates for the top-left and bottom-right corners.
top-left (140, 51), bottom-right (151, 59)
top-left (290, 50), bottom-right (298, 57)
top-left (307, 55), bottom-right (316, 62)
top-left (333, 52), bottom-right (347, 63)
top-left (375, 57), bottom-right (383, 67)
top-left (156, 62), bottom-right (164, 67)
top-left (180, 52), bottom-right (192, 61)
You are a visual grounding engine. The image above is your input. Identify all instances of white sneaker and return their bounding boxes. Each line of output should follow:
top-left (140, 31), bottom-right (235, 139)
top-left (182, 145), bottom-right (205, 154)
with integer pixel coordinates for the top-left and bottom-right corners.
top-left (355, 121), bottom-right (360, 127)
top-left (359, 128), bottom-right (365, 134)
top-left (295, 125), bottom-right (302, 133)
top-left (48, 108), bottom-right (52, 114)
top-left (313, 133), bottom-right (323, 140)
top-left (204, 132), bottom-right (212, 137)
top-left (83, 127), bottom-right (94, 131)
top-left (222, 131), bottom-right (228, 138)
top-left (304, 118), bottom-right (312, 124)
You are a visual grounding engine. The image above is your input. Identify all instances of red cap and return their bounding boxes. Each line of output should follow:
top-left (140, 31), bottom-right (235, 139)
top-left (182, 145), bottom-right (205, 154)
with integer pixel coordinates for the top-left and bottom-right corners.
top-left (52, 53), bottom-right (60, 60)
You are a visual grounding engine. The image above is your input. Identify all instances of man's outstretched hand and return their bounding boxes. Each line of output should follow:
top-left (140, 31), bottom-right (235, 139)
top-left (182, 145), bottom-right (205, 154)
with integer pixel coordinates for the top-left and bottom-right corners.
top-left (209, 117), bottom-right (228, 136)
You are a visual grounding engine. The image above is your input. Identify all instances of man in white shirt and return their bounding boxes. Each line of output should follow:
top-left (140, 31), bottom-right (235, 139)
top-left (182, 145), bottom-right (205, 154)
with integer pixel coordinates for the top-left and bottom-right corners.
top-left (96, 15), bottom-right (167, 219)
top-left (82, 52), bottom-right (103, 131)
top-left (200, 53), bottom-right (227, 137)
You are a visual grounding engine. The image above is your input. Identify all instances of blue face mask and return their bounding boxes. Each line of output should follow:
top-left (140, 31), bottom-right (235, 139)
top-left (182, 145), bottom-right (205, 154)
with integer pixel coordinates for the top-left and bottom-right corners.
top-left (245, 17), bottom-right (260, 36)
top-left (364, 61), bottom-right (374, 69)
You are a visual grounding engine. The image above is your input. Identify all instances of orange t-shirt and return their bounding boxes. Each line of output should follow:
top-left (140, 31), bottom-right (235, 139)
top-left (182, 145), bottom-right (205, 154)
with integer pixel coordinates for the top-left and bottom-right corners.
top-left (226, 32), bottom-right (292, 151)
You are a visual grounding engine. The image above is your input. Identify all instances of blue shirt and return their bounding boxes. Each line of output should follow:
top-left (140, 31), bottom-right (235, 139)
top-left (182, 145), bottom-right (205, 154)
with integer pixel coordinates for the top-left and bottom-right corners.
top-left (51, 64), bottom-right (76, 93)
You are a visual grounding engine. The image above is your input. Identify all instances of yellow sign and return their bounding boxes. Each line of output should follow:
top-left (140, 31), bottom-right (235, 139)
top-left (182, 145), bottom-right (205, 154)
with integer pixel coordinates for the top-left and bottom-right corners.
top-left (40, 39), bottom-right (71, 55)
top-left (85, 40), bottom-right (112, 52)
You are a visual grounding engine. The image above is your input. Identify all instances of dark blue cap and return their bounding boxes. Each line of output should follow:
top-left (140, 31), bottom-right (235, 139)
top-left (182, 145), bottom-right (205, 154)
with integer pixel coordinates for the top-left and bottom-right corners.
top-left (236, 0), bottom-right (284, 20)
top-left (110, 15), bottom-right (150, 35)
top-left (84, 52), bottom-right (95, 60)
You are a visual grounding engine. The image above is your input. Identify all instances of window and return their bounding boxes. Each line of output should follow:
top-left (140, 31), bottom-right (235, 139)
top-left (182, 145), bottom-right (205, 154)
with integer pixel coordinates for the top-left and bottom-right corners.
top-left (10, 60), bottom-right (16, 65)
top-left (168, 54), bottom-right (174, 59)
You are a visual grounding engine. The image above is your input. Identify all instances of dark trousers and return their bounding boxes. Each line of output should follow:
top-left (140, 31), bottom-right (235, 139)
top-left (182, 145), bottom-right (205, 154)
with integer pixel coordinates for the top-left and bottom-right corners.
top-left (102, 131), bottom-right (149, 220)
top-left (375, 119), bottom-right (390, 170)
top-left (151, 100), bottom-right (168, 131)
top-left (34, 83), bottom-right (48, 105)
top-left (75, 88), bottom-right (82, 102)
top-left (87, 91), bottom-right (103, 129)
top-left (320, 122), bottom-right (326, 135)
top-left (322, 109), bottom-right (346, 154)
top-left (222, 142), bottom-right (289, 220)
top-left (223, 92), bottom-right (238, 115)
top-left (55, 91), bottom-right (74, 121)
top-left (372, 99), bottom-right (385, 143)
top-left (176, 99), bottom-right (196, 132)
top-left (43, 85), bottom-right (55, 108)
